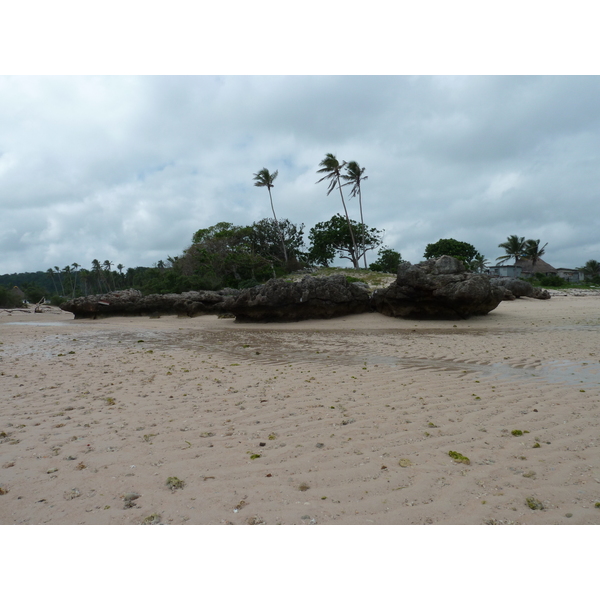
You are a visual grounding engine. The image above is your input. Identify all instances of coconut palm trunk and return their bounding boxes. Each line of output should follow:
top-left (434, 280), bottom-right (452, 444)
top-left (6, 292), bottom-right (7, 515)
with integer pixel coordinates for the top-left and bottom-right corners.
top-left (46, 268), bottom-right (58, 295)
top-left (336, 180), bottom-right (358, 267)
top-left (267, 185), bottom-right (287, 263)
top-left (342, 161), bottom-right (368, 268)
top-left (253, 168), bottom-right (288, 265)
top-left (317, 153), bottom-right (359, 268)
top-left (54, 266), bottom-right (65, 296)
top-left (357, 187), bottom-right (367, 269)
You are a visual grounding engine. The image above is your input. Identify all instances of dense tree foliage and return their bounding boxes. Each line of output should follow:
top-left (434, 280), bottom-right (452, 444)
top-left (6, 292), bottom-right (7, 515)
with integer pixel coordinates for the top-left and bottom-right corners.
top-left (308, 214), bottom-right (382, 267)
top-left (423, 238), bottom-right (489, 272)
top-left (174, 218), bottom-right (308, 290)
top-left (369, 247), bottom-right (402, 273)
top-left (424, 238), bottom-right (479, 264)
top-left (250, 218), bottom-right (306, 269)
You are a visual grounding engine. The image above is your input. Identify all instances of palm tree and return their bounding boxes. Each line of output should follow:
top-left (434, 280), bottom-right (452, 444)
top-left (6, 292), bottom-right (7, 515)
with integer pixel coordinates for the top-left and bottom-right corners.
top-left (71, 263), bottom-right (80, 298)
top-left (116, 264), bottom-right (124, 288)
top-left (581, 259), bottom-right (600, 281)
top-left (524, 239), bottom-right (548, 272)
top-left (342, 161), bottom-right (368, 268)
top-left (469, 253), bottom-right (490, 273)
top-left (46, 268), bottom-right (58, 295)
top-left (103, 260), bottom-right (115, 291)
top-left (62, 265), bottom-right (72, 296)
top-left (91, 259), bottom-right (103, 293)
top-left (497, 235), bottom-right (527, 265)
top-left (253, 168), bottom-right (288, 264)
top-left (316, 153), bottom-right (359, 268)
top-left (54, 266), bottom-right (65, 296)
top-left (79, 268), bottom-right (90, 296)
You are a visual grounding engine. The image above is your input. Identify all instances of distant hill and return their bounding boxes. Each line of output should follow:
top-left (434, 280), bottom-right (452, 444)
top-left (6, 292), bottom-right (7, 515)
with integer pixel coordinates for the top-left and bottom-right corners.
top-left (0, 271), bottom-right (52, 292)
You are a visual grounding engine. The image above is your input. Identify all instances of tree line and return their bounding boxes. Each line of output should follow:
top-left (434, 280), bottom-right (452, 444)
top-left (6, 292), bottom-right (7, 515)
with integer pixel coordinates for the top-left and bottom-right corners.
top-left (3, 229), bottom-right (599, 307)
top-left (3, 154), bottom-right (600, 306)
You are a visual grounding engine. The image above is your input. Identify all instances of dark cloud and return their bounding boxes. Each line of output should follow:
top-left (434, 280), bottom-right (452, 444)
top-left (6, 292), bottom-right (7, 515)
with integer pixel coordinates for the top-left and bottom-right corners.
top-left (1, 75), bottom-right (599, 275)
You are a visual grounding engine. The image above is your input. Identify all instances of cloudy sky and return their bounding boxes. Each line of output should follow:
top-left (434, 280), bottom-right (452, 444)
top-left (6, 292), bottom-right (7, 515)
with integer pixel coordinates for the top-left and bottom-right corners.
top-left (1, 74), bottom-right (599, 275)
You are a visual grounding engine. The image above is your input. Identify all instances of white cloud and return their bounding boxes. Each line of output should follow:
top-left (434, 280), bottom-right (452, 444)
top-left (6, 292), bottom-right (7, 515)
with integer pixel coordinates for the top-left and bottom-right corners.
top-left (1, 75), bottom-right (599, 276)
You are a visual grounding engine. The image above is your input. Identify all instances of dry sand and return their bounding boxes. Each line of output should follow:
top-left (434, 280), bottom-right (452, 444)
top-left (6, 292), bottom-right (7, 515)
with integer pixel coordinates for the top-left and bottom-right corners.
top-left (1, 296), bottom-right (599, 525)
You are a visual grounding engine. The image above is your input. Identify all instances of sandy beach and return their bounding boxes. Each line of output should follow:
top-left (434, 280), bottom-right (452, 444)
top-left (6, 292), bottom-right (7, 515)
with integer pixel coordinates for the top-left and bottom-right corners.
top-left (1, 296), bottom-right (599, 525)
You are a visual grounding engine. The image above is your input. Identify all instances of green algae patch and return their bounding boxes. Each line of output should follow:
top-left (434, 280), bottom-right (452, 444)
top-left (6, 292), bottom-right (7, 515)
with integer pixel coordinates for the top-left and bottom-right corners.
top-left (166, 476), bottom-right (185, 490)
top-left (526, 497), bottom-right (544, 510)
top-left (448, 451), bottom-right (470, 465)
top-left (142, 513), bottom-right (161, 525)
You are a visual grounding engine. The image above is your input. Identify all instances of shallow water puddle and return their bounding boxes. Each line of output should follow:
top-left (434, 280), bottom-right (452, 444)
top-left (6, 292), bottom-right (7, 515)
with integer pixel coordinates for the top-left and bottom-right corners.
top-left (4, 325), bottom-right (599, 389)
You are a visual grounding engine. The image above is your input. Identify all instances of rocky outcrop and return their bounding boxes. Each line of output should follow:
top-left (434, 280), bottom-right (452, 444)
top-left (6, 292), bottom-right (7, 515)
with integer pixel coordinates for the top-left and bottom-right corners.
top-left (60, 263), bottom-right (551, 322)
top-left (490, 277), bottom-right (551, 300)
top-left (528, 287), bottom-right (551, 300)
top-left (61, 289), bottom-right (239, 319)
top-left (223, 275), bottom-right (371, 322)
top-left (371, 256), bottom-right (504, 319)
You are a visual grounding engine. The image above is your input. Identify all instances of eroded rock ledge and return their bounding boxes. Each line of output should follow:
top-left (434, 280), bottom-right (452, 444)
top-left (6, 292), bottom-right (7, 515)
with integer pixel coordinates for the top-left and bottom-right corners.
top-left (223, 274), bottom-right (371, 322)
top-left (60, 288), bottom-right (239, 319)
top-left (61, 256), bottom-right (551, 322)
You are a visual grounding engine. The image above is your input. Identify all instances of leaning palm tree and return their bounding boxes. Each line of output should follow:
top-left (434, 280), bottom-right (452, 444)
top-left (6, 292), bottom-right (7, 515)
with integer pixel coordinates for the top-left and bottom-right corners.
top-left (524, 239), bottom-right (548, 272)
top-left (253, 168), bottom-right (288, 264)
top-left (316, 153), bottom-right (359, 268)
top-left (342, 161), bottom-right (368, 268)
top-left (497, 235), bottom-right (527, 265)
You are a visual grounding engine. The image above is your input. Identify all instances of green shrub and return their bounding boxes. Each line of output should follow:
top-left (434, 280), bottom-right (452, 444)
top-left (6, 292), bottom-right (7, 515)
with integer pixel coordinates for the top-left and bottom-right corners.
top-left (535, 274), bottom-right (565, 287)
top-left (369, 247), bottom-right (402, 273)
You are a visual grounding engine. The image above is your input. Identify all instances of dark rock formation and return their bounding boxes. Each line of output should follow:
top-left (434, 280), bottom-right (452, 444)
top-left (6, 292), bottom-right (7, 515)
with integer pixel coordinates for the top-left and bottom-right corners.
top-left (529, 287), bottom-right (551, 300)
top-left (223, 275), bottom-right (371, 322)
top-left (371, 256), bottom-right (504, 319)
top-left (59, 263), bottom-right (550, 323)
top-left (490, 277), bottom-right (532, 299)
top-left (61, 289), bottom-right (239, 319)
top-left (490, 277), bottom-right (551, 300)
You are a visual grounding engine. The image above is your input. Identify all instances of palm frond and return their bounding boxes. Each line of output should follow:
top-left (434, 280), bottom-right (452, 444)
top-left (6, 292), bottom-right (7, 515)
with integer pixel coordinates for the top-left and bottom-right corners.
top-left (253, 168), bottom-right (278, 188)
top-left (341, 161), bottom-right (367, 197)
